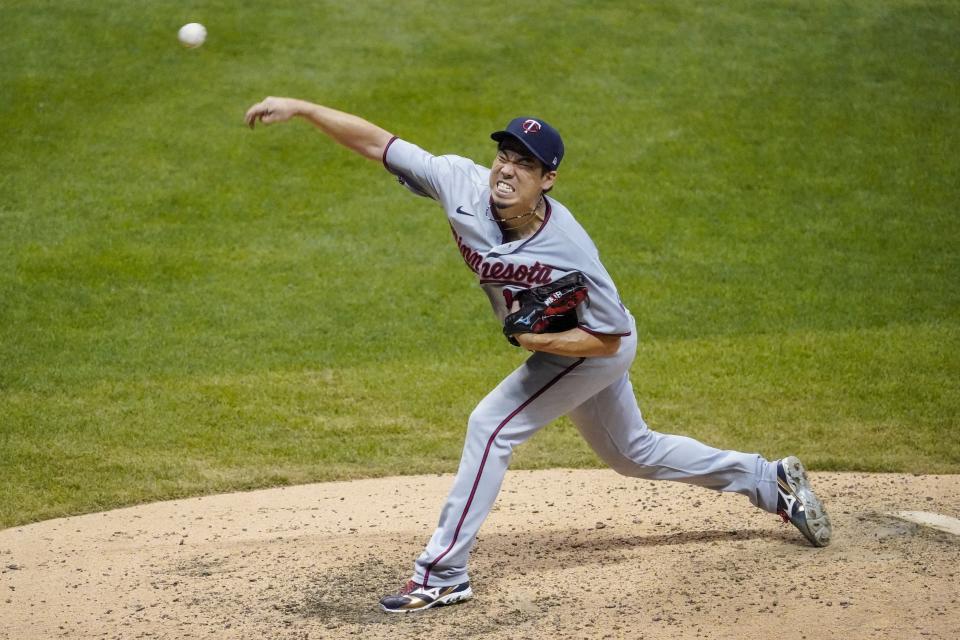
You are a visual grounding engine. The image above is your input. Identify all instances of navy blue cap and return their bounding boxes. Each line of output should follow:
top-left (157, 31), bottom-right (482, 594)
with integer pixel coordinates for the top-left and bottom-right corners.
top-left (490, 117), bottom-right (564, 170)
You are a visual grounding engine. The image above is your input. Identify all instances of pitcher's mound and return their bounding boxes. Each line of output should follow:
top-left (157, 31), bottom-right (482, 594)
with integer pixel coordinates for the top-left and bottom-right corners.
top-left (2, 470), bottom-right (958, 639)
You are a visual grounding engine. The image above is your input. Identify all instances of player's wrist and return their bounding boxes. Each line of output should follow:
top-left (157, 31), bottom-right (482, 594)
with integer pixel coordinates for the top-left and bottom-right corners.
top-left (290, 99), bottom-right (315, 118)
top-left (514, 333), bottom-right (544, 351)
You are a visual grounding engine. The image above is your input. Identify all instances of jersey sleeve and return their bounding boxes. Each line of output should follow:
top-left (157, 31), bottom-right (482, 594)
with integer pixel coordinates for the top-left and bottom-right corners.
top-left (577, 272), bottom-right (632, 337)
top-left (381, 137), bottom-right (486, 204)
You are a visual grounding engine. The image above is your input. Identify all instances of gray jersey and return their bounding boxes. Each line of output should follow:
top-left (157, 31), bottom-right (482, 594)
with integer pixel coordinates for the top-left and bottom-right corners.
top-left (383, 137), bottom-right (632, 337)
top-left (380, 135), bottom-right (779, 591)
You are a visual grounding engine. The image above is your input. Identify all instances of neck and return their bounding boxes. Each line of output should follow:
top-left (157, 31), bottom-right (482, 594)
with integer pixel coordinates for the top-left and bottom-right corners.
top-left (494, 195), bottom-right (545, 239)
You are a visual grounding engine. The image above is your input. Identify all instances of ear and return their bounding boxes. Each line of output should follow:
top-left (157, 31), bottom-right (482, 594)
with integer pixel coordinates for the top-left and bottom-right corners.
top-left (540, 170), bottom-right (557, 192)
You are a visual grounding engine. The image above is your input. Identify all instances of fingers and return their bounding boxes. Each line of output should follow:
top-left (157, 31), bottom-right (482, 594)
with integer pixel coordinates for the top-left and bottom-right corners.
top-left (244, 102), bottom-right (264, 129)
top-left (244, 97), bottom-right (276, 129)
top-left (245, 106), bottom-right (272, 129)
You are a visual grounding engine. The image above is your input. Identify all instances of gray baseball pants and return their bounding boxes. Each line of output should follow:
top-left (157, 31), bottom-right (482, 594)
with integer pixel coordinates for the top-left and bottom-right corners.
top-left (413, 321), bottom-right (779, 587)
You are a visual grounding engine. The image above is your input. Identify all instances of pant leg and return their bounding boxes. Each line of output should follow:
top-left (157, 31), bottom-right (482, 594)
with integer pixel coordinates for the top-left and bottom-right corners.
top-left (414, 347), bottom-right (632, 586)
top-left (567, 368), bottom-right (779, 512)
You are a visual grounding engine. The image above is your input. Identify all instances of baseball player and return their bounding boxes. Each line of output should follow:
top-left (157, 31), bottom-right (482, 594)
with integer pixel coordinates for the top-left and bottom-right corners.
top-left (244, 97), bottom-right (833, 613)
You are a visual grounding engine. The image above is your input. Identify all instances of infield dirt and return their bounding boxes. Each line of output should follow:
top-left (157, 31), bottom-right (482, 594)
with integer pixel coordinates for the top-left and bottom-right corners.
top-left (1, 470), bottom-right (958, 640)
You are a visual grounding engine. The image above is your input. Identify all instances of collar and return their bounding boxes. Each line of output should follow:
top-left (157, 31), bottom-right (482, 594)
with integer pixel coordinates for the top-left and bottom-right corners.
top-left (486, 197), bottom-right (553, 256)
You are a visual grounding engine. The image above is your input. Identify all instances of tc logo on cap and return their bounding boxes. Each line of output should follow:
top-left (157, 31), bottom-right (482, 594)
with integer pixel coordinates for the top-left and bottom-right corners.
top-left (521, 119), bottom-right (542, 134)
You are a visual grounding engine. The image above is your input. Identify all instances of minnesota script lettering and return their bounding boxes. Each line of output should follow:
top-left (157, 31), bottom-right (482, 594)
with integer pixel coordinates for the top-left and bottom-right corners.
top-left (454, 232), bottom-right (553, 285)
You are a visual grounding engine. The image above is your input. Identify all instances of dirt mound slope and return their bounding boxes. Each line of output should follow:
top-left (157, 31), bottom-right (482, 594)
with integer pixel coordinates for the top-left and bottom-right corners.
top-left (2, 470), bottom-right (958, 639)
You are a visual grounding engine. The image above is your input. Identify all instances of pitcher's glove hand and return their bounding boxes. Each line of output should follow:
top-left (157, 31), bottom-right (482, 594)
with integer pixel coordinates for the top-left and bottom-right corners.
top-left (503, 272), bottom-right (589, 346)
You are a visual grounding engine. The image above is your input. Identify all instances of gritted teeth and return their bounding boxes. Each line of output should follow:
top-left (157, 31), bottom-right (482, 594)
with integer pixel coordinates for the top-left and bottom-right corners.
top-left (496, 181), bottom-right (515, 194)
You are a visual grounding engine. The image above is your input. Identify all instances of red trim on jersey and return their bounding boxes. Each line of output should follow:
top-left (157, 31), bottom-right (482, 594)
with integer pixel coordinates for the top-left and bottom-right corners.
top-left (514, 198), bottom-right (552, 252)
top-left (381, 135), bottom-right (399, 172)
top-left (487, 198), bottom-right (552, 250)
top-left (422, 356), bottom-right (586, 587)
top-left (479, 278), bottom-right (552, 287)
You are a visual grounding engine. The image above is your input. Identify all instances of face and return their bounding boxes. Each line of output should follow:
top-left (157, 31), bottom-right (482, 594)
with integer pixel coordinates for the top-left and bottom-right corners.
top-left (489, 142), bottom-right (557, 212)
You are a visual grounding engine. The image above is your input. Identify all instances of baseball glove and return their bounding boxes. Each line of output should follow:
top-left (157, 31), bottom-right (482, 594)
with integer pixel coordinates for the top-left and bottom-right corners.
top-left (503, 271), bottom-right (589, 346)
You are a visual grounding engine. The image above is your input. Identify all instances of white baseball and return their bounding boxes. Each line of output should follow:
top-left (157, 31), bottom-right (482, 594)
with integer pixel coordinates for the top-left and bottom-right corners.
top-left (178, 23), bottom-right (207, 48)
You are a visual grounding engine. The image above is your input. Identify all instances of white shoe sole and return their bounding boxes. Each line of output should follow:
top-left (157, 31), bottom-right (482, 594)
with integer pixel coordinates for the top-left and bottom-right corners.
top-left (380, 585), bottom-right (473, 613)
top-left (781, 456), bottom-right (832, 547)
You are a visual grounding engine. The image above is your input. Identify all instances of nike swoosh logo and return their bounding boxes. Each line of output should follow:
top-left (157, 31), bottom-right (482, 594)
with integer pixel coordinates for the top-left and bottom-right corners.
top-left (455, 206), bottom-right (474, 217)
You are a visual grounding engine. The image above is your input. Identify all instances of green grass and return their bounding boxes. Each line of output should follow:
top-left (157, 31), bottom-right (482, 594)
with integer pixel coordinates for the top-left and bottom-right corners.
top-left (1, 0), bottom-right (958, 527)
